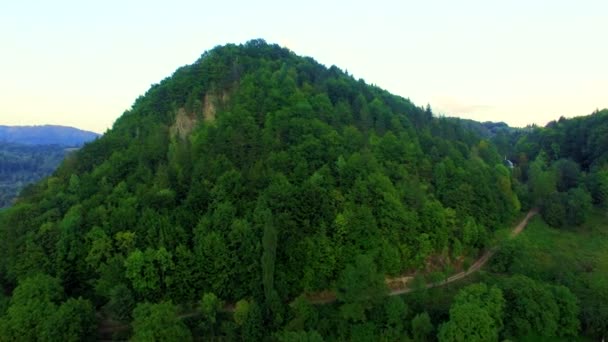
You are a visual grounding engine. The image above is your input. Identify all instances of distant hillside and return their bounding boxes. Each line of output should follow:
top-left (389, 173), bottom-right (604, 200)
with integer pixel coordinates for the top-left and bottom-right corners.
top-left (0, 125), bottom-right (99, 146)
top-left (0, 143), bottom-right (73, 207)
top-left (509, 109), bottom-right (608, 170)
top-left (447, 118), bottom-right (519, 138)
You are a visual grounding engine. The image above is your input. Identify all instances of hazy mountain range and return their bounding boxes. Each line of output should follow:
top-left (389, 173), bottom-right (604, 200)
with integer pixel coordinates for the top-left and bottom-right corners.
top-left (0, 124), bottom-right (99, 146)
top-left (0, 124), bottom-right (99, 207)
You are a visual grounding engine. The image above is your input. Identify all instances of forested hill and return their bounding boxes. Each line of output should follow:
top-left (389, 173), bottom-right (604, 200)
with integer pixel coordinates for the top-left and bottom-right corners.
top-left (494, 109), bottom-right (608, 224)
top-left (446, 118), bottom-right (517, 139)
top-left (0, 125), bottom-right (99, 146)
top-left (0, 40), bottom-right (521, 340)
top-left (482, 109), bottom-right (608, 340)
top-left (508, 109), bottom-right (608, 170)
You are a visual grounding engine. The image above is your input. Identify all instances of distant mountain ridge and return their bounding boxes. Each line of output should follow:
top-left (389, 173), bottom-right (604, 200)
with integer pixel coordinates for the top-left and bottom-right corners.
top-left (0, 124), bottom-right (100, 207)
top-left (0, 124), bottom-right (100, 146)
top-left (446, 118), bottom-right (520, 138)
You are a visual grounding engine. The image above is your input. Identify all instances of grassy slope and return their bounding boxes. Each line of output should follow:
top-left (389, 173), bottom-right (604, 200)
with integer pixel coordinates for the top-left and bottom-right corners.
top-left (496, 209), bottom-right (608, 341)
top-left (396, 209), bottom-right (607, 341)
top-left (510, 208), bottom-right (608, 284)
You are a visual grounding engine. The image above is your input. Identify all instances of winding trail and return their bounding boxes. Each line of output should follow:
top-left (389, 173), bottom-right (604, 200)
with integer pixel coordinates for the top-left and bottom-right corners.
top-left (411, 208), bottom-right (538, 291)
top-left (309, 208), bottom-right (538, 303)
top-left (98, 209), bottom-right (538, 339)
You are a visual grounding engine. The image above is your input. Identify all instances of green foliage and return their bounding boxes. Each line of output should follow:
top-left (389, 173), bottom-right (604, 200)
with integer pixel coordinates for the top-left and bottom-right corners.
top-left (0, 274), bottom-right (95, 341)
top-left (199, 292), bottom-right (223, 335)
top-left (499, 275), bottom-right (560, 338)
top-left (581, 274), bottom-right (608, 338)
top-left (0, 39), bottom-right (604, 342)
top-left (565, 187), bottom-right (592, 226)
top-left (336, 254), bottom-right (387, 322)
top-left (505, 110), bottom-right (608, 229)
top-left (541, 192), bottom-right (566, 227)
top-left (0, 292), bottom-right (7, 316)
top-left (510, 109), bottom-right (608, 172)
top-left (0, 40), bottom-right (528, 340)
top-left (41, 297), bottom-right (96, 342)
top-left (276, 329), bottom-right (324, 342)
top-left (286, 295), bottom-right (318, 331)
top-left (528, 154), bottom-right (557, 205)
top-left (260, 205), bottom-right (278, 305)
top-left (411, 312), bottom-right (433, 342)
top-left (105, 284), bottom-right (135, 321)
top-left (350, 322), bottom-right (377, 341)
top-left (452, 283), bottom-right (504, 331)
top-left (0, 274), bottom-right (63, 340)
top-left (553, 158), bottom-right (581, 192)
top-left (541, 187), bottom-right (592, 228)
top-left (415, 233), bottom-right (433, 268)
top-left (200, 292), bottom-right (223, 325)
top-left (438, 302), bottom-right (497, 342)
top-left (193, 228), bottom-right (230, 298)
top-left (131, 301), bottom-right (192, 342)
top-left (438, 283), bottom-right (504, 342)
top-left (233, 299), bottom-right (251, 326)
top-left (491, 214), bottom-right (602, 338)
top-left (550, 285), bottom-right (580, 337)
top-left (240, 300), bottom-right (264, 342)
top-left (586, 168), bottom-right (608, 206)
top-left (382, 296), bottom-right (408, 338)
top-left (125, 247), bottom-right (174, 300)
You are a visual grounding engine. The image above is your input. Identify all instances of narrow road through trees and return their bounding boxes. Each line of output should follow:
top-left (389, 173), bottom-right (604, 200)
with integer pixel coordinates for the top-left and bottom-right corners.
top-left (311, 208), bottom-right (538, 302)
top-left (99, 209), bottom-right (539, 338)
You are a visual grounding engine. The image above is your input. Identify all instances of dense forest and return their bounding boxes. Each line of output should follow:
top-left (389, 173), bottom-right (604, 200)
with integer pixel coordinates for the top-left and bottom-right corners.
top-left (0, 40), bottom-right (605, 341)
top-left (485, 109), bottom-right (608, 229)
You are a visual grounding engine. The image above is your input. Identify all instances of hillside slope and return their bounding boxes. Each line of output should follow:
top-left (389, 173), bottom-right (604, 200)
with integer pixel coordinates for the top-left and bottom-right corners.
top-left (0, 40), bottom-right (520, 340)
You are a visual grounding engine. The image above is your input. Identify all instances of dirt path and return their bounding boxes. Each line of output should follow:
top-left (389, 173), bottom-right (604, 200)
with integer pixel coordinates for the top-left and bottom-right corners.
top-left (386, 208), bottom-right (538, 296)
top-left (98, 209), bottom-right (539, 337)
top-left (511, 209), bottom-right (538, 237)
top-left (310, 208), bottom-right (538, 302)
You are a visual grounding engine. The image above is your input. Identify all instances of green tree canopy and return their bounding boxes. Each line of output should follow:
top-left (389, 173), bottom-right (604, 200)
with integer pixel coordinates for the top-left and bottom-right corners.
top-left (336, 254), bottom-right (388, 322)
top-left (131, 301), bottom-right (192, 342)
top-left (499, 275), bottom-right (560, 338)
top-left (438, 302), bottom-right (497, 342)
top-left (411, 312), bottom-right (433, 342)
top-left (438, 283), bottom-right (504, 342)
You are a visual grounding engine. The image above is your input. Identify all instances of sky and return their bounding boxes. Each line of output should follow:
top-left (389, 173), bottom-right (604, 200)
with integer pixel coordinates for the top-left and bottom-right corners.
top-left (1, 0), bottom-right (606, 133)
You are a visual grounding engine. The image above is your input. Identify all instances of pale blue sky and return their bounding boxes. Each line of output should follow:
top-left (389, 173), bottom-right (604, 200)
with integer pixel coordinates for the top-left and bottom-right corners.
top-left (1, 0), bottom-right (606, 133)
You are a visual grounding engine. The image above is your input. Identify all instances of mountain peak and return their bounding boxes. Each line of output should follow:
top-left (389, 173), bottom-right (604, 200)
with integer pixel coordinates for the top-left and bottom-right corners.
top-left (0, 40), bottom-right (527, 340)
